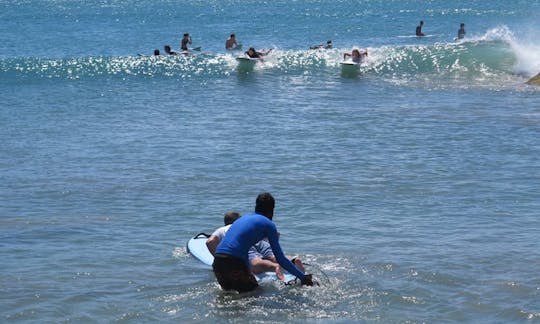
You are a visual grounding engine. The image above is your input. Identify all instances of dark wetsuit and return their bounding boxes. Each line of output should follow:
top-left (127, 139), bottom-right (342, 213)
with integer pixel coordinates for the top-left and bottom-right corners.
top-left (457, 27), bottom-right (465, 39)
top-left (181, 38), bottom-right (190, 51)
top-left (416, 25), bottom-right (424, 36)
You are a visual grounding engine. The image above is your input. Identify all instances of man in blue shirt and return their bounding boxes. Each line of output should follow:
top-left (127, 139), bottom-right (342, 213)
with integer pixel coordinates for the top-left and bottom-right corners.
top-left (213, 192), bottom-right (314, 292)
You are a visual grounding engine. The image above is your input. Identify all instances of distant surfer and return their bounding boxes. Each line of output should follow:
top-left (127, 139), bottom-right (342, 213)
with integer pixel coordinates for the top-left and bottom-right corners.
top-left (212, 193), bottom-right (314, 293)
top-left (310, 40), bottom-right (332, 50)
top-left (457, 23), bottom-right (466, 39)
top-left (343, 48), bottom-right (368, 63)
top-left (153, 49), bottom-right (160, 56)
top-left (245, 47), bottom-right (272, 59)
top-left (181, 33), bottom-right (192, 51)
top-left (416, 20), bottom-right (425, 37)
top-left (225, 33), bottom-right (239, 50)
top-left (164, 45), bottom-right (178, 55)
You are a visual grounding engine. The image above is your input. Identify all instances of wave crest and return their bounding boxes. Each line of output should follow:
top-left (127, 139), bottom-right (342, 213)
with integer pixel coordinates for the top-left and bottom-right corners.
top-left (1, 26), bottom-right (536, 87)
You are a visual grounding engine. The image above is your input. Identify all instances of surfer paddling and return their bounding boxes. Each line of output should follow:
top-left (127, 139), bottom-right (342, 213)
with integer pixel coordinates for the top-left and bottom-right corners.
top-left (212, 193), bottom-right (314, 293)
top-left (164, 45), bottom-right (179, 55)
top-left (343, 48), bottom-right (368, 63)
top-left (245, 47), bottom-right (272, 59)
top-left (310, 40), bottom-right (332, 50)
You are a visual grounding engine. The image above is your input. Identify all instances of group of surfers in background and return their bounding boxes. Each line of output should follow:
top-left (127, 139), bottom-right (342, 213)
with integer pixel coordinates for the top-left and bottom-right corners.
top-left (151, 22), bottom-right (466, 65)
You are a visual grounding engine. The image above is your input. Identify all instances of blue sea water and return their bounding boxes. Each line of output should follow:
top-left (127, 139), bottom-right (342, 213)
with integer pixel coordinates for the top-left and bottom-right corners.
top-left (1, 0), bottom-right (540, 322)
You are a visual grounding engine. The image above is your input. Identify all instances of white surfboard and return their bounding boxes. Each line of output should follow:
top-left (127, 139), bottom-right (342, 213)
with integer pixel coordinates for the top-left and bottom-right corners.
top-left (186, 233), bottom-right (297, 283)
top-left (340, 60), bottom-right (360, 74)
top-left (236, 57), bottom-right (260, 62)
top-left (340, 61), bottom-right (360, 66)
top-left (186, 233), bottom-right (214, 268)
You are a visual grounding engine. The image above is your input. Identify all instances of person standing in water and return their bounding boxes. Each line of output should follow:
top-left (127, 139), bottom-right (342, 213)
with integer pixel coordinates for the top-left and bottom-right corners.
top-left (181, 33), bottom-right (192, 51)
top-left (416, 20), bottom-right (425, 37)
top-left (212, 192), bottom-right (314, 293)
top-left (225, 33), bottom-right (239, 49)
top-left (206, 211), bottom-right (305, 282)
top-left (457, 23), bottom-right (466, 39)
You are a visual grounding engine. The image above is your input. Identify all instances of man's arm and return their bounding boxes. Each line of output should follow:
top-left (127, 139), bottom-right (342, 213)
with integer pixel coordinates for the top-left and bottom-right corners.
top-left (251, 257), bottom-right (284, 281)
top-left (266, 227), bottom-right (305, 280)
top-left (206, 235), bottom-right (220, 256)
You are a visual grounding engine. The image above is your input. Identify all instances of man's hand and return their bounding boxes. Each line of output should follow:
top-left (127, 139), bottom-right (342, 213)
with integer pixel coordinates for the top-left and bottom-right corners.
top-left (301, 274), bottom-right (314, 286)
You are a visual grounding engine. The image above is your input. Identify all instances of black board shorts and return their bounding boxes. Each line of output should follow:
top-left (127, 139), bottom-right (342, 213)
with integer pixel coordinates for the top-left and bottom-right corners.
top-left (212, 253), bottom-right (258, 293)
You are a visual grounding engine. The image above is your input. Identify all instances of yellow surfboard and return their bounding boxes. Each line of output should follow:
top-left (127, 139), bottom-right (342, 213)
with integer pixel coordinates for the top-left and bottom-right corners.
top-left (526, 72), bottom-right (540, 85)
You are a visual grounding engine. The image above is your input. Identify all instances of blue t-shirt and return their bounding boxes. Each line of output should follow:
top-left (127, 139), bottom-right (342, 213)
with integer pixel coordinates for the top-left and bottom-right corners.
top-left (215, 213), bottom-right (305, 280)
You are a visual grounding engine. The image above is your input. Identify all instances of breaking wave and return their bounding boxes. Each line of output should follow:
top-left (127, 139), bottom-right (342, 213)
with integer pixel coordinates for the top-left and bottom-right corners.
top-left (1, 26), bottom-right (537, 88)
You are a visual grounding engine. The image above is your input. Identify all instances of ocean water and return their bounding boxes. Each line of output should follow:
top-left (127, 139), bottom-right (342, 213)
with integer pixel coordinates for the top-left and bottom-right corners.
top-left (1, 0), bottom-right (540, 322)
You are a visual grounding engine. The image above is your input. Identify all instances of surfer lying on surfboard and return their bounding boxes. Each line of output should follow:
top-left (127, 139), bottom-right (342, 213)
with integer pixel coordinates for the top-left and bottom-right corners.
top-left (245, 47), bottom-right (272, 59)
top-left (310, 40), bottom-right (332, 50)
top-left (343, 48), bottom-right (368, 63)
top-left (212, 193), bottom-right (314, 293)
top-left (164, 45), bottom-right (179, 55)
top-left (206, 211), bottom-right (305, 282)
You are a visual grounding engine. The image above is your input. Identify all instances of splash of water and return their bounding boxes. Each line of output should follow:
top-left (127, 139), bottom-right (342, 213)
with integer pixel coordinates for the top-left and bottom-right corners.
top-left (478, 25), bottom-right (540, 76)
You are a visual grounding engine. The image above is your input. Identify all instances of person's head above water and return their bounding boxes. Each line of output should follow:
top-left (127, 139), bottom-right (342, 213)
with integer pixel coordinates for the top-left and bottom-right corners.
top-left (223, 211), bottom-right (240, 225)
top-left (255, 192), bottom-right (275, 219)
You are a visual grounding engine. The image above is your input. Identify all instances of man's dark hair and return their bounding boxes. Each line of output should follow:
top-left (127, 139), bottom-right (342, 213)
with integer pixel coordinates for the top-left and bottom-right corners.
top-left (224, 211), bottom-right (240, 225)
top-left (255, 192), bottom-right (275, 218)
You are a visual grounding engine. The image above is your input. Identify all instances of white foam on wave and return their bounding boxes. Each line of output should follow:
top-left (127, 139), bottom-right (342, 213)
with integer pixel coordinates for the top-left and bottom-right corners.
top-left (477, 25), bottom-right (540, 77)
